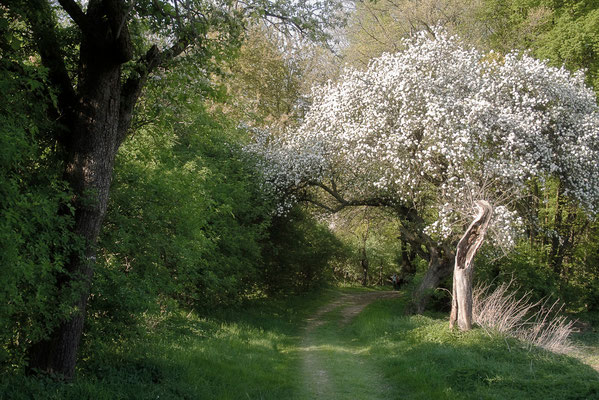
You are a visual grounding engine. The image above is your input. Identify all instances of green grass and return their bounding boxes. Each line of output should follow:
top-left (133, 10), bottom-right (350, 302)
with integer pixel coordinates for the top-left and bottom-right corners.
top-left (347, 296), bottom-right (599, 400)
top-left (297, 302), bottom-right (393, 399)
top-left (1, 288), bottom-right (598, 399)
top-left (0, 290), bottom-right (335, 400)
top-left (571, 323), bottom-right (599, 373)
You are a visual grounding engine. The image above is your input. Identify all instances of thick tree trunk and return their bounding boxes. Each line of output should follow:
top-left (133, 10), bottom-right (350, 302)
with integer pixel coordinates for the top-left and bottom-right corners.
top-left (449, 200), bottom-right (493, 331)
top-left (28, 52), bottom-right (123, 379)
top-left (22, 0), bottom-right (188, 380)
top-left (395, 210), bottom-right (455, 314)
top-left (26, 1), bottom-right (137, 378)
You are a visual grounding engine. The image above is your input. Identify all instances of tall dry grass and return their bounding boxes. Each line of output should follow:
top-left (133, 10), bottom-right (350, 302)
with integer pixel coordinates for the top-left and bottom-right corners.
top-left (472, 280), bottom-right (575, 353)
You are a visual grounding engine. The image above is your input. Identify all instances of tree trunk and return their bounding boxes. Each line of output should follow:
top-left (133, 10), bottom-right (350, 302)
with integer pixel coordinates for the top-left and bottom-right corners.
top-left (449, 200), bottom-right (493, 331)
top-left (411, 247), bottom-right (454, 314)
top-left (395, 211), bottom-right (454, 314)
top-left (27, 40), bottom-right (124, 378)
top-left (24, 0), bottom-right (145, 378)
top-left (361, 247), bottom-right (369, 286)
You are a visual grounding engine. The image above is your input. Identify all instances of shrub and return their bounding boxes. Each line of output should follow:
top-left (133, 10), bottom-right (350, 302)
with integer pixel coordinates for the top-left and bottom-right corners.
top-left (473, 280), bottom-right (575, 354)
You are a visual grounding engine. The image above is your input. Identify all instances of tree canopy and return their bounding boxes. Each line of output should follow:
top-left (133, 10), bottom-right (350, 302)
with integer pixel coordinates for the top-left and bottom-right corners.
top-left (248, 28), bottom-right (599, 310)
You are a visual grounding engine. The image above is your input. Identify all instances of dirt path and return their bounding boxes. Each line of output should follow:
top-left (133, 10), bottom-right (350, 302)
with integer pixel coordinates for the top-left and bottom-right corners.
top-left (299, 291), bottom-right (400, 399)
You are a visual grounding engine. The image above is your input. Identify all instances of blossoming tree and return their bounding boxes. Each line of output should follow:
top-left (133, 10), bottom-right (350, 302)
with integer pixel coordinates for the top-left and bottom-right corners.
top-left (248, 29), bottom-right (599, 329)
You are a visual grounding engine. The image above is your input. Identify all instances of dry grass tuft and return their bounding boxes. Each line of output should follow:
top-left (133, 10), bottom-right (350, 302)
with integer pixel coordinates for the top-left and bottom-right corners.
top-left (472, 280), bottom-right (575, 354)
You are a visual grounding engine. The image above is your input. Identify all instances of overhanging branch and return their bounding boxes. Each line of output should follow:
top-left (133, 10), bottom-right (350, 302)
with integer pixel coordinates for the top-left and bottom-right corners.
top-left (117, 38), bottom-right (190, 146)
top-left (57, 0), bottom-right (90, 33)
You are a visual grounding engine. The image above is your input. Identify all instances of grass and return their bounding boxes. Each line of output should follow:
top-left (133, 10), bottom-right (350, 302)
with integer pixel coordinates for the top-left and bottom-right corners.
top-left (1, 287), bottom-right (598, 399)
top-left (348, 295), bottom-right (599, 400)
top-left (571, 314), bottom-right (599, 373)
top-left (0, 290), bottom-right (335, 400)
top-left (297, 288), bottom-right (393, 399)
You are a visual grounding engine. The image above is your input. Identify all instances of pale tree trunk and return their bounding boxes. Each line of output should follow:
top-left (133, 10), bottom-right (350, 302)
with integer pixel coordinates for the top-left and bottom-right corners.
top-left (449, 200), bottom-right (493, 331)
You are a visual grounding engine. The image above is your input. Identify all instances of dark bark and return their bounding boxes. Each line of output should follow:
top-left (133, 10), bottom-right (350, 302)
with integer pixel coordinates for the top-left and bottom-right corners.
top-left (449, 200), bottom-right (493, 331)
top-left (22, 0), bottom-right (186, 379)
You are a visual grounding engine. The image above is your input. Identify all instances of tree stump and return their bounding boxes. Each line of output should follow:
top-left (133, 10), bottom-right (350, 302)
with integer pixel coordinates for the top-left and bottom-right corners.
top-left (449, 200), bottom-right (493, 331)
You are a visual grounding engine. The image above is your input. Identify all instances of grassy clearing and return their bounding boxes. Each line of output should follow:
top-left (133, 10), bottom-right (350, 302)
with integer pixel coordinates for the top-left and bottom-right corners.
top-left (0, 290), bottom-right (335, 400)
top-left (349, 295), bottom-right (599, 400)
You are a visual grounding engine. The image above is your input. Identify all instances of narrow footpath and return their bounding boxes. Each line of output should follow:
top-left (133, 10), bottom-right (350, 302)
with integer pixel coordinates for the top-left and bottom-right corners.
top-left (299, 290), bottom-right (400, 399)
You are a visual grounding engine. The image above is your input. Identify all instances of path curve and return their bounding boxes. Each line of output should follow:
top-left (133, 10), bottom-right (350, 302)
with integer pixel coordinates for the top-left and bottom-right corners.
top-left (300, 290), bottom-right (400, 399)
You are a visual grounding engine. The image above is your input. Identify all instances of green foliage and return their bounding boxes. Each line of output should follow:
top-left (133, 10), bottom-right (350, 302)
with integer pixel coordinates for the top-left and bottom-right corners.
top-left (475, 177), bottom-right (599, 315)
top-left (89, 55), bottom-right (346, 341)
top-left (476, 236), bottom-right (599, 315)
top-left (0, 23), bottom-right (80, 371)
top-left (316, 208), bottom-right (404, 286)
top-left (479, 0), bottom-right (599, 92)
top-left (220, 24), bottom-right (337, 132)
top-left (95, 108), bottom-right (271, 321)
top-left (476, 245), bottom-right (561, 302)
top-left (345, 0), bottom-right (599, 94)
top-left (261, 207), bottom-right (348, 293)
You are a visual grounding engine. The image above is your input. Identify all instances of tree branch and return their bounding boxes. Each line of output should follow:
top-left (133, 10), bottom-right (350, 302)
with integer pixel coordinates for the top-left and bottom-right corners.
top-left (117, 38), bottom-right (190, 146)
top-left (57, 0), bottom-right (90, 32)
top-left (26, 0), bottom-right (77, 132)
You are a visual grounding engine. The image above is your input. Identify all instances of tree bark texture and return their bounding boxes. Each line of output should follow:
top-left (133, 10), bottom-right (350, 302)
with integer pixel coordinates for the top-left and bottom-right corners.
top-left (411, 247), bottom-right (454, 314)
top-left (449, 200), bottom-right (493, 331)
top-left (23, 0), bottom-right (184, 379)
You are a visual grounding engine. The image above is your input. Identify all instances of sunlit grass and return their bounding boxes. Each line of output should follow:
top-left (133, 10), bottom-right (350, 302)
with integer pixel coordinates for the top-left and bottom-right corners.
top-left (349, 296), bottom-right (599, 400)
top-left (0, 291), bottom-right (333, 400)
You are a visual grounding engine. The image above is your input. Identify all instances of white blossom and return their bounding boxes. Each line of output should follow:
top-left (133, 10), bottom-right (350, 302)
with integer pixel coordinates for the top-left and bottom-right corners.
top-left (247, 28), bottom-right (599, 240)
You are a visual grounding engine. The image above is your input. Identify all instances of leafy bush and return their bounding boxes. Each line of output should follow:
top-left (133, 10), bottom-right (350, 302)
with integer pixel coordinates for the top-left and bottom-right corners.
top-left (92, 109), bottom-right (273, 327)
top-left (0, 45), bottom-right (80, 371)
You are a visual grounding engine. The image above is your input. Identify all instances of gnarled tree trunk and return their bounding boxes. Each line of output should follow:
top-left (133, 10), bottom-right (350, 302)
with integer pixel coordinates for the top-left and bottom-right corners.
top-left (449, 200), bottom-right (493, 331)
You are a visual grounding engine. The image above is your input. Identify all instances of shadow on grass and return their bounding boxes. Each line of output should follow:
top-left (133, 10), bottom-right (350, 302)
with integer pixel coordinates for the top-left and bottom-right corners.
top-left (0, 291), bottom-right (334, 400)
top-left (351, 297), bottom-right (599, 400)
